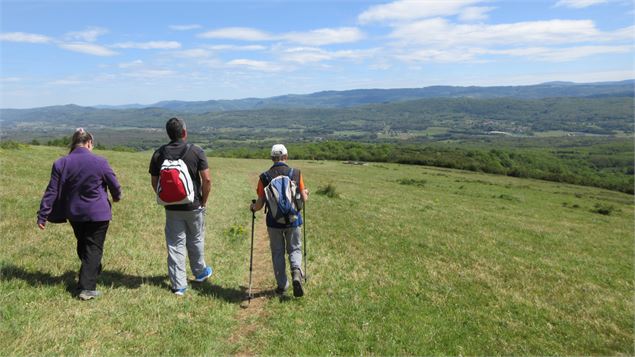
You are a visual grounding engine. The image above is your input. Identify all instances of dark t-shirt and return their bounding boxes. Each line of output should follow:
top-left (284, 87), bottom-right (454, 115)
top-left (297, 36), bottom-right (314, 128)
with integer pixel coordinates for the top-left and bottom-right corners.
top-left (149, 139), bottom-right (208, 211)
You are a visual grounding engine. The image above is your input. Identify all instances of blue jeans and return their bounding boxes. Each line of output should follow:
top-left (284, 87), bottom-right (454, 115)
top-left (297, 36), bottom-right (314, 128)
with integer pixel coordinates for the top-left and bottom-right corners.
top-left (267, 226), bottom-right (302, 290)
top-left (165, 208), bottom-right (207, 290)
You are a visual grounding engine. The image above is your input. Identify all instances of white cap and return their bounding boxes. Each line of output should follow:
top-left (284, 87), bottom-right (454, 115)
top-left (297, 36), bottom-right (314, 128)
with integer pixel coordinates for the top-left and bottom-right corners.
top-left (271, 144), bottom-right (288, 157)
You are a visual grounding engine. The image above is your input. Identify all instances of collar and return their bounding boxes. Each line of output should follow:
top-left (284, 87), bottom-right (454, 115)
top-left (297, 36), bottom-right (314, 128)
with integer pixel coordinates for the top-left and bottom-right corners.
top-left (272, 162), bottom-right (288, 168)
top-left (70, 147), bottom-right (91, 154)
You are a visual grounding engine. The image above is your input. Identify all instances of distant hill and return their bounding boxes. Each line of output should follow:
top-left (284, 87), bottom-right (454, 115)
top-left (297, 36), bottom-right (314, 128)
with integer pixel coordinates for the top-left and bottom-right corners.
top-left (2, 96), bottom-right (632, 138)
top-left (71, 79), bottom-right (635, 113)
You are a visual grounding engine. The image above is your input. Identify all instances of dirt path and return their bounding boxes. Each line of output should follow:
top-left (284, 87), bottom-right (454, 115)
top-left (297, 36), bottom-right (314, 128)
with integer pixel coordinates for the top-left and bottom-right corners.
top-left (227, 176), bottom-right (277, 355)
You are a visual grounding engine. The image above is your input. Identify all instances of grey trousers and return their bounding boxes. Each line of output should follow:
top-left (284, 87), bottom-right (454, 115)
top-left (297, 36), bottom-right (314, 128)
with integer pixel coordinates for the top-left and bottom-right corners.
top-left (165, 208), bottom-right (207, 290)
top-left (267, 226), bottom-right (302, 290)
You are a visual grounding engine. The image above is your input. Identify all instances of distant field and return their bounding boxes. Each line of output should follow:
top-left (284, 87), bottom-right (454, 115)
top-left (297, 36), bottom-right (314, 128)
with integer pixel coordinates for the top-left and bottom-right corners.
top-left (1, 145), bottom-right (633, 355)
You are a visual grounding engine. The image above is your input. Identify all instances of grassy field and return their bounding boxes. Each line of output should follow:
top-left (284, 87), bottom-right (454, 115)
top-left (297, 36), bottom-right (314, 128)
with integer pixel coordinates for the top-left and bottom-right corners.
top-left (1, 145), bottom-right (633, 355)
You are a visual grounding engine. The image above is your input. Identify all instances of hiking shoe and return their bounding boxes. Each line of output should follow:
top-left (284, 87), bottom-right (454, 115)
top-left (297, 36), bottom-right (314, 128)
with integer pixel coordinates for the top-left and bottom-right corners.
top-left (194, 266), bottom-right (213, 282)
top-left (78, 290), bottom-right (101, 300)
top-left (292, 269), bottom-right (304, 297)
top-left (172, 288), bottom-right (187, 296)
top-left (275, 281), bottom-right (289, 295)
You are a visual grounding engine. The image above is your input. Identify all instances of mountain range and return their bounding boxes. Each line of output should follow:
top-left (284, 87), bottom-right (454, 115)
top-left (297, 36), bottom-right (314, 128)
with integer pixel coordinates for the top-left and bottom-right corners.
top-left (4, 80), bottom-right (632, 115)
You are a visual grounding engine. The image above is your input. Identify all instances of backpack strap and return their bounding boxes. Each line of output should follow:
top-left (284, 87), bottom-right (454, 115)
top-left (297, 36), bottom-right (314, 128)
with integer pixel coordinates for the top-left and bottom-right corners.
top-left (260, 172), bottom-right (272, 187)
top-left (181, 143), bottom-right (193, 160)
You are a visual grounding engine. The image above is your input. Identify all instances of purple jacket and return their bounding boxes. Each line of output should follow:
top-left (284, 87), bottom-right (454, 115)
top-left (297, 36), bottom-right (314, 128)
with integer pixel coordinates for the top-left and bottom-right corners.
top-left (38, 147), bottom-right (122, 224)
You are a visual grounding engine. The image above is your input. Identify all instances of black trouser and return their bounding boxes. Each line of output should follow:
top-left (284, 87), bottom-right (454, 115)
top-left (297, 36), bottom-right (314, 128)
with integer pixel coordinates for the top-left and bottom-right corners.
top-left (70, 221), bottom-right (109, 291)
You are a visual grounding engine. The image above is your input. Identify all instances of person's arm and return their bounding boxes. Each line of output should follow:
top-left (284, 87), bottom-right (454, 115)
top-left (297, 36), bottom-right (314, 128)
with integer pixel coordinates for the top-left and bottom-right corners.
top-left (250, 179), bottom-right (266, 211)
top-left (199, 169), bottom-right (211, 207)
top-left (103, 161), bottom-right (122, 202)
top-left (299, 173), bottom-right (308, 202)
top-left (37, 161), bottom-right (62, 230)
top-left (149, 150), bottom-right (160, 194)
top-left (151, 176), bottom-right (158, 193)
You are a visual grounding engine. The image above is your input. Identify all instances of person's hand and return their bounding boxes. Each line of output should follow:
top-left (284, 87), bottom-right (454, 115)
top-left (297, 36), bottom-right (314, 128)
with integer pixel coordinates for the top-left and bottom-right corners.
top-left (303, 188), bottom-right (309, 196)
top-left (113, 197), bottom-right (120, 203)
top-left (38, 222), bottom-right (46, 230)
top-left (250, 202), bottom-right (257, 212)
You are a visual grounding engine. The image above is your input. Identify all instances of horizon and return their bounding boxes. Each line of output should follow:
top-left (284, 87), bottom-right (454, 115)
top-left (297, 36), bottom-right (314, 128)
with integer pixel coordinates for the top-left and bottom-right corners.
top-left (1, 0), bottom-right (634, 109)
top-left (1, 78), bottom-right (633, 110)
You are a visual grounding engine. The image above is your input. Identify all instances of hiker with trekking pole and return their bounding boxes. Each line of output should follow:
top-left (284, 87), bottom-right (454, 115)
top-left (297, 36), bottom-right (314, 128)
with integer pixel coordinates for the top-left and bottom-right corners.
top-left (250, 144), bottom-right (309, 298)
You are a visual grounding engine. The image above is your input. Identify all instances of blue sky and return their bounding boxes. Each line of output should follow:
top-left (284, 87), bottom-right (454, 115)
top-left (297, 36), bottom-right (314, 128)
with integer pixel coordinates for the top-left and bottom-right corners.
top-left (1, 0), bottom-right (633, 108)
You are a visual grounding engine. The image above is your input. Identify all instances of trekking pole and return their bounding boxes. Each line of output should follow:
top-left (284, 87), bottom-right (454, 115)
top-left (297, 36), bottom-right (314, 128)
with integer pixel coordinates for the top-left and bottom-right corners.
top-left (248, 199), bottom-right (256, 301)
top-left (303, 201), bottom-right (307, 283)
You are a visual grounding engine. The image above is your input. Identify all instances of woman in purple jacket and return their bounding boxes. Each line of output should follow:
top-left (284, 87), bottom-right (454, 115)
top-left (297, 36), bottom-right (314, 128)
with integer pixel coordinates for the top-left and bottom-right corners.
top-left (37, 128), bottom-right (122, 300)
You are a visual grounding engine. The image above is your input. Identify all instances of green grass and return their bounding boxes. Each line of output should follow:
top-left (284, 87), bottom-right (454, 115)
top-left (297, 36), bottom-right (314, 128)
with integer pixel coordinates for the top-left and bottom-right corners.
top-left (1, 145), bottom-right (633, 355)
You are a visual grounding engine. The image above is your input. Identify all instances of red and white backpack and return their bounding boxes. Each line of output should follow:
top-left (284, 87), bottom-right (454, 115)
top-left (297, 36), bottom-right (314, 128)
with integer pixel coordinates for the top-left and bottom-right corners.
top-left (156, 144), bottom-right (195, 206)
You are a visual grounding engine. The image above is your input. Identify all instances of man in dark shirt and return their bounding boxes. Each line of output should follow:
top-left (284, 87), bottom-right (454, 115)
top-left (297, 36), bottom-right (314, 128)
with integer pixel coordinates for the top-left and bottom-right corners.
top-left (149, 117), bottom-right (213, 296)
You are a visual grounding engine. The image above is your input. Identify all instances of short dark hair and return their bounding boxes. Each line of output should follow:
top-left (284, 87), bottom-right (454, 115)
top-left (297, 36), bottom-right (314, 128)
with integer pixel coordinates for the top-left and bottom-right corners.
top-left (166, 117), bottom-right (186, 141)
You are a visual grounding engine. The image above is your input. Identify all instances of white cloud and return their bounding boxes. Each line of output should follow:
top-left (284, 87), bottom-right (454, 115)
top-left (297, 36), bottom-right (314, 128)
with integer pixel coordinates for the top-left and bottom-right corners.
top-left (118, 60), bottom-right (144, 68)
top-left (198, 26), bottom-right (363, 45)
top-left (281, 27), bottom-right (364, 46)
top-left (199, 27), bottom-right (273, 41)
top-left (111, 41), bottom-right (181, 49)
top-left (396, 48), bottom-right (484, 63)
top-left (555, 0), bottom-right (609, 8)
top-left (58, 43), bottom-right (118, 56)
top-left (395, 44), bottom-right (633, 63)
top-left (65, 27), bottom-right (108, 42)
top-left (174, 48), bottom-right (213, 58)
top-left (358, 0), bottom-right (483, 24)
top-left (226, 59), bottom-right (283, 72)
top-left (0, 77), bottom-right (22, 82)
top-left (48, 78), bottom-right (84, 86)
top-left (489, 45), bottom-right (633, 62)
top-left (458, 6), bottom-right (495, 22)
top-left (389, 18), bottom-right (628, 47)
top-left (280, 47), bottom-right (376, 64)
top-left (123, 69), bottom-right (176, 78)
top-left (0, 32), bottom-right (52, 43)
top-left (205, 44), bottom-right (267, 51)
top-left (169, 24), bottom-right (202, 31)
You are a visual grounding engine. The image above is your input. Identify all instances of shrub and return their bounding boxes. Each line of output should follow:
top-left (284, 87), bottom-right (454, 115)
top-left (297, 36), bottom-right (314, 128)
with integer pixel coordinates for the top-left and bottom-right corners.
top-left (591, 203), bottom-right (616, 215)
top-left (397, 178), bottom-right (427, 187)
top-left (0, 141), bottom-right (24, 150)
top-left (316, 183), bottom-right (340, 198)
top-left (496, 194), bottom-right (520, 202)
top-left (224, 224), bottom-right (246, 240)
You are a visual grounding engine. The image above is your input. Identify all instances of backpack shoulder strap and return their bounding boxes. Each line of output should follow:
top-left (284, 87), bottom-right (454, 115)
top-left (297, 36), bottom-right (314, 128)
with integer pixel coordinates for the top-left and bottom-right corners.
top-left (287, 167), bottom-right (300, 183)
top-left (180, 143), bottom-right (193, 160)
top-left (260, 172), bottom-right (272, 187)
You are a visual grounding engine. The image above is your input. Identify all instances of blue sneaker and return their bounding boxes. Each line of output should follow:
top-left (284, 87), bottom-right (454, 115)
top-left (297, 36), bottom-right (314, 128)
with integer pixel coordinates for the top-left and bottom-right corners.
top-left (194, 266), bottom-right (213, 282)
top-left (172, 288), bottom-right (187, 296)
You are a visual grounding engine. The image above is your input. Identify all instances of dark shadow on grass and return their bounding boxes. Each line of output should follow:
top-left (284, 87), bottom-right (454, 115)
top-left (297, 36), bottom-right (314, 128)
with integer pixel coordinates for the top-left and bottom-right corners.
top-left (190, 283), bottom-right (280, 304)
top-left (190, 282), bottom-right (249, 303)
top-left (1, 264), bottom-right (254, 304)
top-left (0, 264), bottom-right (168, 296)
top-left (232, 284), bottom-right (296, 303)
